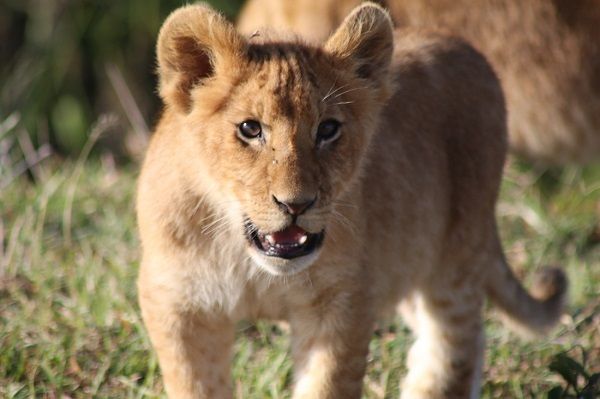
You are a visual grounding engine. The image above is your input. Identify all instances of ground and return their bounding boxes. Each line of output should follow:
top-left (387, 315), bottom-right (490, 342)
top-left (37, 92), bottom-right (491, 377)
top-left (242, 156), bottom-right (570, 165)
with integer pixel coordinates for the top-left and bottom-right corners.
top-left (1, 144), bottom-right (599, 398)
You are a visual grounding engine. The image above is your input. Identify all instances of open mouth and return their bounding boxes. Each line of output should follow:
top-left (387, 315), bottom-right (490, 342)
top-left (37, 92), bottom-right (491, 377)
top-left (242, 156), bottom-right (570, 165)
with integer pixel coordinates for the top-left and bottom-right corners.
top-left (244, 219), bottom-right (325, 259)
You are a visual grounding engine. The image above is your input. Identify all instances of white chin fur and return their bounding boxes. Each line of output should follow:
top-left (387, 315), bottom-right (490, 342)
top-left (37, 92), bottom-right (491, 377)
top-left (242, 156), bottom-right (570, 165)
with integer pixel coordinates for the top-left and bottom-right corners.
top-left (247, 247), bottom-right (321, 276)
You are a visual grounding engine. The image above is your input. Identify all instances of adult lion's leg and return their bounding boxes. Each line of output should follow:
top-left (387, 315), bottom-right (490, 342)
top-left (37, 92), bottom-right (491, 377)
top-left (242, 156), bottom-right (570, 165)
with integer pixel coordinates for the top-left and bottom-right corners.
top-left (401, 278), bottom-right (485, 399)
top-left (139, 288), bottom-right (234, 399)
top-left (289, 291), bottom-right (375, 399)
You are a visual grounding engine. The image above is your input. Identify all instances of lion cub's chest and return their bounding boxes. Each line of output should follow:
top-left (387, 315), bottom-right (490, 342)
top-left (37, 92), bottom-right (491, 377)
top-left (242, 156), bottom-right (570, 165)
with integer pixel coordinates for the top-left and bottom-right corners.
top-left (177, 245), bottom-right (317, 321)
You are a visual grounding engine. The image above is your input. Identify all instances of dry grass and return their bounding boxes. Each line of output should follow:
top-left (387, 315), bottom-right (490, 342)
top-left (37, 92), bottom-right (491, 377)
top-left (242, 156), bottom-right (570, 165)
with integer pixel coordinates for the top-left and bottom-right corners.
top-left (1, 120), bottom-right (599, 397)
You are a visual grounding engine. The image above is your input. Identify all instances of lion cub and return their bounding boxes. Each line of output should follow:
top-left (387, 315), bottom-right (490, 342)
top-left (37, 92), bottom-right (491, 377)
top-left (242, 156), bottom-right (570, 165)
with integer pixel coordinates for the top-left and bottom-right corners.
top-left (137, 3), bottom-right (566, 398)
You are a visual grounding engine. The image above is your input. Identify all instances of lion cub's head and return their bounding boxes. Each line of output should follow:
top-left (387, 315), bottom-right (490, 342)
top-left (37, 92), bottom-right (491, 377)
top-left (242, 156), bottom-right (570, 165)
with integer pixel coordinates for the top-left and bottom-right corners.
top-left (157, 2), bottom-right (393, 275)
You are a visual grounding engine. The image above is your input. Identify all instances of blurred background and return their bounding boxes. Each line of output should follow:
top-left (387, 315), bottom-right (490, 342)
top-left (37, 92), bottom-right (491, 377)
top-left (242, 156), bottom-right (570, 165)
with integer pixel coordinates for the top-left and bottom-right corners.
top-left (0, 0), bottom-right (243, 162)
top-left (0, 1), bottom-right (598, 398)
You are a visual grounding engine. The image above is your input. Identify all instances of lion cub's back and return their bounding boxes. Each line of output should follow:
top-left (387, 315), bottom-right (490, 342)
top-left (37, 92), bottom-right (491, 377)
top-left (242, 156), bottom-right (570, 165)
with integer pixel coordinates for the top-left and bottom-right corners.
top-left (381, 30), bottom-right (507, 196)
top-left (362, 31), bottom-right (507, 293)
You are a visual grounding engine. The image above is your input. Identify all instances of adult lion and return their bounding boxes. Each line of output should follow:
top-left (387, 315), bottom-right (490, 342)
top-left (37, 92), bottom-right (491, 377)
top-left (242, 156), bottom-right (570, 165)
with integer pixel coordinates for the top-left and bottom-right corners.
top-left (238, 0), bottom-right (600, 164)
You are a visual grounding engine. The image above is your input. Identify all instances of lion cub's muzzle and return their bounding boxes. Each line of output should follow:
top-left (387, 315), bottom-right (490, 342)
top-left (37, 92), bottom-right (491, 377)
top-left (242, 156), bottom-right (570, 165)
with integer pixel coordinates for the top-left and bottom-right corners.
top-left (244, 218), bottom-right (325, 259)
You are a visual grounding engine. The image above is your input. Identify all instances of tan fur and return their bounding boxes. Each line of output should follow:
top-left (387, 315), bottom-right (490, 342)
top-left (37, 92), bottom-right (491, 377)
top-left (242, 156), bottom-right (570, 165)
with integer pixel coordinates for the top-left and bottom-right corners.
top-left (137, 3), bottom-right (567, 398)
top-left (238, 0), bottom-right (600, 165)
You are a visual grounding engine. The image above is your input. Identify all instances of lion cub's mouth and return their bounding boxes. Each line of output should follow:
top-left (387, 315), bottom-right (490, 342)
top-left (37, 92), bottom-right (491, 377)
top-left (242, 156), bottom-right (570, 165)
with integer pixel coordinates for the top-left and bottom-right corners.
top-left (244, 219), bottom-right (325, 259)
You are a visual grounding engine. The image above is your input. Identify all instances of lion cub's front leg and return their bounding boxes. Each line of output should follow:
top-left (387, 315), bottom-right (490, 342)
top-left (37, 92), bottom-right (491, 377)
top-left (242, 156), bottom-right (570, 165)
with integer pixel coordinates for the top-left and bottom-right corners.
top-left (289, 293), bottom-right (375, 399)
top-left (138, 287), bottom-right (234, 399)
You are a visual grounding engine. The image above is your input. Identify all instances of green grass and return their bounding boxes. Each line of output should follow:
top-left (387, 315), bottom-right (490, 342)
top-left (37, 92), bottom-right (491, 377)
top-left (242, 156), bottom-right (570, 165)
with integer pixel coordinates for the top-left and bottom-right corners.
top-left (1, 154), bottom-right (599, 398)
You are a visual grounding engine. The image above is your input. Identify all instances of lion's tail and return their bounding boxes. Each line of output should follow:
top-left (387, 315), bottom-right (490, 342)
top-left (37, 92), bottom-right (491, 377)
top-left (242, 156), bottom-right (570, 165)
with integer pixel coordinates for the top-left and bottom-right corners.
top-left (486, 255), bottom-right (567, 337)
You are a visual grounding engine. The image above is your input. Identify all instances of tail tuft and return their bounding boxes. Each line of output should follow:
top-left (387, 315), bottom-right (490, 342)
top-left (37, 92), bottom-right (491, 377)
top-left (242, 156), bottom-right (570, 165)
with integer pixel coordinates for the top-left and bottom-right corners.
top-left (486, 259), bottom-right (568, 338)
top-left (530, 266), bottom-right (567, 302)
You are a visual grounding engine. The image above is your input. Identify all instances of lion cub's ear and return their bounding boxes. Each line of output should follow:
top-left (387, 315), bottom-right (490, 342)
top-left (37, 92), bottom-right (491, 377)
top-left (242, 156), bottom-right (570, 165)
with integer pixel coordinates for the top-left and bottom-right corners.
top-left (157, 4), bottom-right (246, 112)
top-left (325, 3), bottom-right (394, 92)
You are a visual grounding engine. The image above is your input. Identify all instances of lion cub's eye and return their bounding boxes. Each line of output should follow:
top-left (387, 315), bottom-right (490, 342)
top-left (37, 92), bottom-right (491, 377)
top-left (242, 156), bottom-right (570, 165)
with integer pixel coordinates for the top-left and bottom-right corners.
top-left (237, 120), bottom-right (263, 141)
top-left (316, 119), bottom-right (342, 146)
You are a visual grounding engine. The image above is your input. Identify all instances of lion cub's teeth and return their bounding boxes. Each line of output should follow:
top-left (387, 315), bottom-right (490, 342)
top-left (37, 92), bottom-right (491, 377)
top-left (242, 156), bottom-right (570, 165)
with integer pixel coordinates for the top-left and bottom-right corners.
top-left (265, 234), bottom-right (276, 246)
top-left (298, 235), bottom-right (308, 245)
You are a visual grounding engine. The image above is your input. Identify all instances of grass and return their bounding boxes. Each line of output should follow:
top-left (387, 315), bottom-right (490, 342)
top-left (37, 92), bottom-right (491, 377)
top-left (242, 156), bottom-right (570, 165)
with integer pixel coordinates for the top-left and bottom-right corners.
top-left (1, 141), bottom-right (599, 397)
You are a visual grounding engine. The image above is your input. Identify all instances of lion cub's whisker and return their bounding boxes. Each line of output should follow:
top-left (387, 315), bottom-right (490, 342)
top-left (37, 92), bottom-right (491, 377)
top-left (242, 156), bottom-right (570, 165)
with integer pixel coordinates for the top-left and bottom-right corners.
top-left (328, 85), bottom-right (368, 101)
top-left (321, 82), bottom-right (351, 103)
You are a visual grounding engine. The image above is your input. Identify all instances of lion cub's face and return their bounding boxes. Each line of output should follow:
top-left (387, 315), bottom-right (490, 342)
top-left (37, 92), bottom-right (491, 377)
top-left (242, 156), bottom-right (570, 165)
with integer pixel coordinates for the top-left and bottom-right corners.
top-left (157, 4), bottom-right (393, 275)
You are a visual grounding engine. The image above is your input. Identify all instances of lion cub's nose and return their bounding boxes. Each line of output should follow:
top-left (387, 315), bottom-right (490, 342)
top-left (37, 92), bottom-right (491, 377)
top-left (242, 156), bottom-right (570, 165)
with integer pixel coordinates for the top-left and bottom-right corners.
top-left (272, 195), bottom-right (316, 216)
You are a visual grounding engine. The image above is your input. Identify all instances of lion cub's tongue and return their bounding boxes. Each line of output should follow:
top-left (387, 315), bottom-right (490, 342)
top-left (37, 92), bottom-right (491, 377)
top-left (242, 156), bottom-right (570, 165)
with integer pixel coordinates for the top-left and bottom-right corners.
top-left (266, 225), bottom-right (308, 246)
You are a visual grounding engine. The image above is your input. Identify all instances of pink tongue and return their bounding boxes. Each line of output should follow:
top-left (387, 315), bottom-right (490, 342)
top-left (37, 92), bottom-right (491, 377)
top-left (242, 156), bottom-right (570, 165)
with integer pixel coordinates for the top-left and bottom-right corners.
top-left (271, 225), bottom-right (307, 245)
